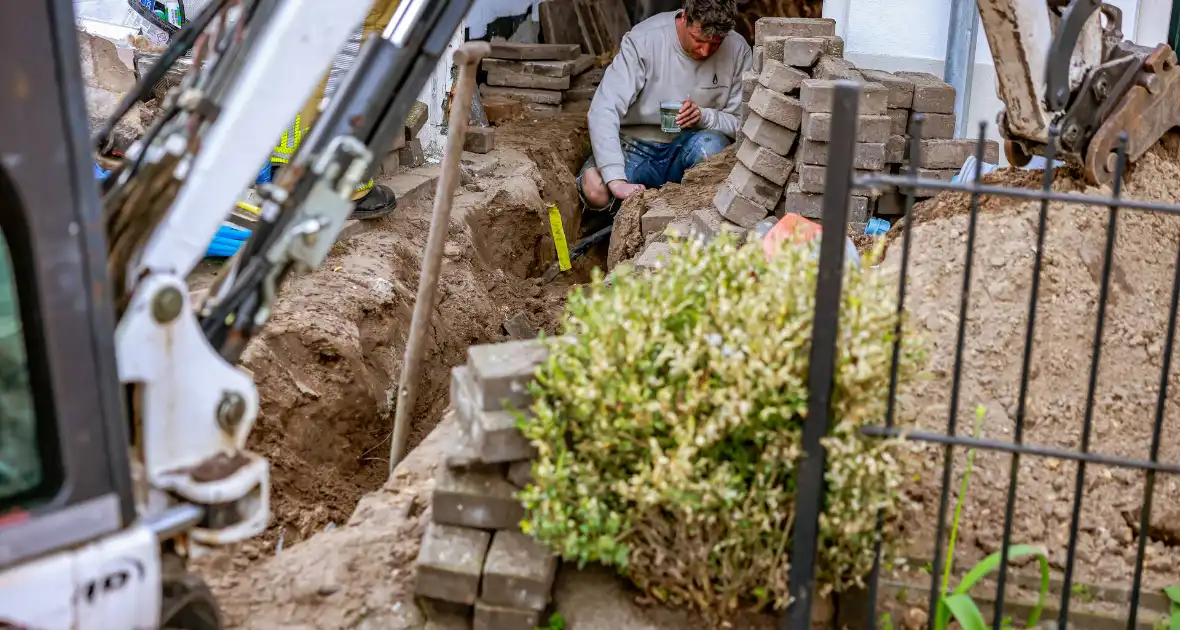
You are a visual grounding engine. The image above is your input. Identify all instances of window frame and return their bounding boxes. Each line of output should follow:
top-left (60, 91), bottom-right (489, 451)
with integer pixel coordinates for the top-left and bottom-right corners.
top-left (0, 0), bottom-right (136, 569)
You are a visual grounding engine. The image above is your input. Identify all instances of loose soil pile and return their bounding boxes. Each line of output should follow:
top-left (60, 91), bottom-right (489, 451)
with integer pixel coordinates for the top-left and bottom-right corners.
top-left (884, 133), bottom-right (1180, 592)
top-left (606, 144), bottom-right (736, 268)
top-left (194, 114), bottom-right (589, 585)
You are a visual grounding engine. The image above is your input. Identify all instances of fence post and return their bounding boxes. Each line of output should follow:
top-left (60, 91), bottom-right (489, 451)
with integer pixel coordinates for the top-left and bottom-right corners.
top-left (784, 80), bottom-right (860, 629)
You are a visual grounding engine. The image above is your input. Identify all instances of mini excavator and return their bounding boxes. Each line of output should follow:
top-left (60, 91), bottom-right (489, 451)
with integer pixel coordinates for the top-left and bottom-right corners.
top-left (0, 0), bottom-right (1174, 628)
top-left (978, 0), bottom-right (1180, 186)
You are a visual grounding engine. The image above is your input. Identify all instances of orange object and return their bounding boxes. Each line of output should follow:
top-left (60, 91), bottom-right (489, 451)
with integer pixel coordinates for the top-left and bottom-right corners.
top-left (762, 213), bottom-right (823, 259)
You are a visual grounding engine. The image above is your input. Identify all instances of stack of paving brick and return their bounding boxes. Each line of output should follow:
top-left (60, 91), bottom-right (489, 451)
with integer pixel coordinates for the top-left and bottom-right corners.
top-left (477, 42), bottom-right (598, 118)
top-left (710, 17), bottom-right (1001, 235)
top-left (859, 70), bottom-right (1000, 216)
top-left (381, 99), bottom-right (429, 174)
top-left (415, 339), bottom-right (558, 630)
top-left (713, 17), bottom-right (861, 235)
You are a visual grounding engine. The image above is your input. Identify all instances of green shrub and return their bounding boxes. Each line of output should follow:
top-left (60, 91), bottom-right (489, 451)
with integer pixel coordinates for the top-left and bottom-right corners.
top-left (518, 233), bottom-right (923, 617)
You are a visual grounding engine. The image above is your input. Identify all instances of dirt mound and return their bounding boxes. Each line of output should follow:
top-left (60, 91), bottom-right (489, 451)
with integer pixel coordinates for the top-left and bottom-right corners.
top-left (884, 133), bottom-right (1180, 589)
top-left (606, 143), bottom-right (737, 268)
top-left (194, 115), bottom-right (588, 573)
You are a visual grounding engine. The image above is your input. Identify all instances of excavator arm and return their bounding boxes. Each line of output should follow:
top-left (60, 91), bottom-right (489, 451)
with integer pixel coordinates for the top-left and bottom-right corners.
top-left (978, 0), bottom-right (1180, 186)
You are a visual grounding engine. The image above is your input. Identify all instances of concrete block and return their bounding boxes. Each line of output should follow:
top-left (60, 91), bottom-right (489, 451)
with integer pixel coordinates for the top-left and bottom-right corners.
top-left (473, 602), bottom-right (540, 630)
top-left (748, 86), bottom-right (803, 131)
top-left (727, 162), bottom-right (785, 210)
top-left (761, 37), bottom-right (788, 67)
top-left (634, 242), bottom-right (673, 271)
top-left (444, 431), bottom-right (504, 474)
top-left (887, 108), bottom-right (910, 136)
top-left (796, 163), bottom-right (879, 195)
top-left (755, 17), bottom-right (836, 43)
top-left (876, 190), bottom-right (909, 216)
top-left (399, 138), bottom-right (426, 168)
top-left (886, 134), bottom-right (907, 164)
top-left (913, 112), bottom-right (956, 139)
top-left (915, 168), bottom-right (959, 197)
top-left (482, 57), bottom-right (584, 78)
top-left (796, 138), bottom-right (886, 170)
top-left (464, 127), bottom-right (496, 154)
top-left (471, 407), bottom-right (535, 464)
top-left (916, 138), bottom-right (999, 169)
top-left (433, 466), bottom-right (525, 530)
top-left (506, 460), bottom-right (533, 487)
top-left (801, 112), bottom-right (890, 144)
top-left (714, 182), bottom-right (768, 229)
top-left (859, 69), bottom-right (914, 109)
top-left (782, 37), bottom-right (823, 67)
top-left (380, 149), bottom-right (402, 177)
top-left (742, 112), bottom-right (797, 156)
top-left (388, 167), bottom-right (439, 205)
top-left (416, 523), bottom-right (490, 605)
top-left (758, 60), bottom-right (809, 94)
top-left (405, 100), bottom-right (430, 139)
top-left (640, 199), bottom-right (679, 237)
top-left (819, 35), bottom-right (845, 57)
top-left (753, 46), bottom-right (764, 74)
top-left (895, 71), bottom-right (955, 114)
top-left (741, 70), bottom-right (759, 102)
top-left (781, 183), bottom-right (870, 222)
top-left (800, 79), bottom-right (888, 115)
top-left (480, 84), bottom-right (563, 105)
top-left (524, 102), bottom-right (563, 117)
top-left (572, 67), bottom-right (605, 88)
top-left (759, 60), bottom-right (807, 94)
top-left (737, 139), bottom-right (795, 185)
top-left (482, 531), bottom-right (558, 611)
top-left (564, 86), bottom-right (597, 102)
top-left (814, 56), bottom-right (862, 82)
top-left (690, 206), bottom-right (749, 242)
top-left (467, 339), bottom-right (548, 411)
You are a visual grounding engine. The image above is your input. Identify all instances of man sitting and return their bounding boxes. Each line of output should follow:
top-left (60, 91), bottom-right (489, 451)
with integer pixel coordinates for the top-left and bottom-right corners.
top-left (580, 0), bottom-right (751, 210)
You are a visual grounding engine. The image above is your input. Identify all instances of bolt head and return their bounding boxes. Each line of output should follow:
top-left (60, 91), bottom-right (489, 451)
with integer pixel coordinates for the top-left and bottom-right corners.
top-left (217, 391), bottom-right (247, 432)
top-left (151, 287), bottom-right (185, 323)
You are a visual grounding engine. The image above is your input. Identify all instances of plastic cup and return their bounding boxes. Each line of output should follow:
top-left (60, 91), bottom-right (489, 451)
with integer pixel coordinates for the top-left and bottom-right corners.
top-left (660, 101), bottom-right (683, 133)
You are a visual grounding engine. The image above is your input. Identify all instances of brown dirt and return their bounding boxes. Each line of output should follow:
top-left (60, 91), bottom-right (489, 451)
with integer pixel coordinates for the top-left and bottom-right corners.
top-left (882, 133), bottom-right (1180, 593)
top-left (193, 114), bottom-right (589, 582)
top-left (606, 143), bottom-right (737, 269)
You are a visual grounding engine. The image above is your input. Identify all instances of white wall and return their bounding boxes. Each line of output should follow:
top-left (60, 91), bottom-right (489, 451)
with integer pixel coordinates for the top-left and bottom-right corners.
top-left (827, 0), bottom-right (1173, 164)
top-left (467, 0), bottom-right (538, 39)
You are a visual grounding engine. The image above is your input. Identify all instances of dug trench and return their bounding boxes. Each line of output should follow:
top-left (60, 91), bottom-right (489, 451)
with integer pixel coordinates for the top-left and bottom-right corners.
top-left (192, 114), bottom-right (594, 585)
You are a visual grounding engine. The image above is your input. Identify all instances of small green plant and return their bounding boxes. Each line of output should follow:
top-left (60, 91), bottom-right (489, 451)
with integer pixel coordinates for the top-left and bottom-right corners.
top-left (932, 406), bottom-right (1051, 630)
top-left (537, 612), bottom-right (566, 630)
top-left (518, 234), bottom-right (923, 616)
top-left (1163, 585), bottom-right (1180, 630)
top-left (1071, 582), bottom-right (1094, 603)
top-left (879, 612), bottom-right (894, 630)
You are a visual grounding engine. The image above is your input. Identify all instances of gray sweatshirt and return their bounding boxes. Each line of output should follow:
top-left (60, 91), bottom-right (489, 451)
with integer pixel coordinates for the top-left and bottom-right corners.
top-left (588, 11), bottom-right (752, 183)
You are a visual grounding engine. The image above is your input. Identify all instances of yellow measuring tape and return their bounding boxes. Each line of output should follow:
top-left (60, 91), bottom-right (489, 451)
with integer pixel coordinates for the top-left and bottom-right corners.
top-left (547, 203), bottom-right (571, 272)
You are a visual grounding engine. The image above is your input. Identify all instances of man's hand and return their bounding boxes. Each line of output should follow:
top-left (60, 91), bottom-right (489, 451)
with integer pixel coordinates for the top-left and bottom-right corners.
top-left (608, 179), bottom-right (646, 200)
top-left (676, 100), bottom-right (703, 129)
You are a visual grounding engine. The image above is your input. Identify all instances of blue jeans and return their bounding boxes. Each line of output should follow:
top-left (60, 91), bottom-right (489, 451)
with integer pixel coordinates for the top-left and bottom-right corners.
top-left (577, 130), bottom-right (731, 210)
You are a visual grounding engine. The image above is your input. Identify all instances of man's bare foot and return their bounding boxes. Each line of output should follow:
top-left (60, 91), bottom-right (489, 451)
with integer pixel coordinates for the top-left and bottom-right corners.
top-left (607, 179), bottom-right (646, 200)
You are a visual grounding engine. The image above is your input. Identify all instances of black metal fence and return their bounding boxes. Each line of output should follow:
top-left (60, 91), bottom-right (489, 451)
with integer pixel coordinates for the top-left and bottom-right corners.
top-left (787, 80), bottom-right (1180, 629)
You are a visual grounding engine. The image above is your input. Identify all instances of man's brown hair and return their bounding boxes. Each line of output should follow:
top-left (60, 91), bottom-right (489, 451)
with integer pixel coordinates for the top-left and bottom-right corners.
top-left (683, 0), bottom-right (737, 38)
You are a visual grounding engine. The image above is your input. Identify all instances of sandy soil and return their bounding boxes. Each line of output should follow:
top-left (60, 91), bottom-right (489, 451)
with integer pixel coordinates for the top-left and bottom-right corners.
top-left (193, 114), bottom-right (589, 589)
top-left (883, 133), bottom-right (1180, 594)
top-left (606, 144), bottom-right (736, 269)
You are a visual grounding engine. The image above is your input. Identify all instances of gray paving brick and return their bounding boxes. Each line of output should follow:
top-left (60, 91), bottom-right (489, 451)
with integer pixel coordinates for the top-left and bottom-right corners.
top-left (758, 59), bottom-right (809, 94)
top-left (801, 112), bottom-right (890, 143)
top-left (741, 112), bottom-right (797, 156)
top-left (714, 181), bottom-right (769, 229)
top-left (467, 339), bottom-right (548, 412)
top-left (895, 71), bottom-right (955, 114)
top-left (473, 601), bottom-right (540, 630)
top-left (858, 69), bottom-right (914, 109)
top-left (782, 37), bottom-right (823, 67)
top-left (726, 162), bottom-right (784, 210)
top-left (481, 531), bottom-right (558, 611)
top-left (737, 139), bottom-right (795, 185)
top-left (748, 86), bottom-right (803, 131)
top-left (416, 523), bottom-right (490, 605)
top-left (755, 17), bottom-right (836, 43)
top-left (433, 467), bottom-right (525, 530)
